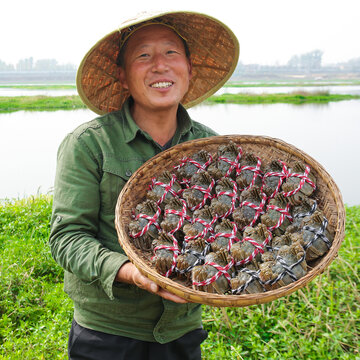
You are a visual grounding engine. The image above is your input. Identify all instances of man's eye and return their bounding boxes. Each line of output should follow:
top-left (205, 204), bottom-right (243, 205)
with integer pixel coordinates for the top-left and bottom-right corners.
top-left (167, 50), bottom-right (178, 54)
top-left (138, 53), bottom-right (149, 58)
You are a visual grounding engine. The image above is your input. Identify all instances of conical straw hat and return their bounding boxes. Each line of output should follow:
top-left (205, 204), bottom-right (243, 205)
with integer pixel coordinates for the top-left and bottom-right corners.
top-left (76, 10), bottom-right (240, 115)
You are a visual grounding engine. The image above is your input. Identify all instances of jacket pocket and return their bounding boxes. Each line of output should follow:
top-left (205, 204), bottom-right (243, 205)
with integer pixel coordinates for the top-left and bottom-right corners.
top-left (100, 157), bottom-right (143, 215)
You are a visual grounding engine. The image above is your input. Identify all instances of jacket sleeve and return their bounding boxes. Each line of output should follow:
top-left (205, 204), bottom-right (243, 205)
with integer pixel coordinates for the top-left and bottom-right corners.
top-left (49, 133), bottom-right (129, 300)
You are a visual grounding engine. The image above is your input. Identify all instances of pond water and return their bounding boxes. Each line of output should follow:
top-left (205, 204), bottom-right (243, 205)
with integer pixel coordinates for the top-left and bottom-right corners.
top-left (1, 100), bottom-right (359, 205)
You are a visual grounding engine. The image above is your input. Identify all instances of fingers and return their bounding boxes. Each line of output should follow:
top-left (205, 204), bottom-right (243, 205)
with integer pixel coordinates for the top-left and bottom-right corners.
top-left (134, 269), bottom-right (188, 303)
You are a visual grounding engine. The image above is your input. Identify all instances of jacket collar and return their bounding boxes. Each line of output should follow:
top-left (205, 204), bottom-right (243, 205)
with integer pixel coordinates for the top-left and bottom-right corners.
top-left (121, 97), bottom-right (193, 144)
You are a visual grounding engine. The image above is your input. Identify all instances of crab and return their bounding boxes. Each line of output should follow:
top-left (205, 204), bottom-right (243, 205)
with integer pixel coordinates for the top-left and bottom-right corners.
top-left (259, 240), bottom-right (307, 290)
top-left (128, 199), bottom-right (162, 251)
top-left (300, 210), bottom-right (333, 261)
top-left (235, 152), bottom-right (263, 191)
top-left (286, 197), bottom-right (317, 234)
top-left (230, 223), bottom-right (272, 268)
top-left (160, 197), bottom-right (192, 237)
top-left (209, 177), bottom-right (239, 218)
top-left (175, 150), bottom-right (213, 181)
top-left (230, 264), bottom-right (264, 294)
top-left (182, 171), bottom-right (215, 211)
top-left (176, 238), bottom-right (208, 279)
top-left (261, 193), bottom-right (292, 236)
top-left (207, 141), bottom-right (242, 180)
top-left (271, 232), bottom-right (303, 252)
top-left (232, 186), bottom-right (266, 230)
top-left (261, 160), bottom-right (286, 198)
top-left (210, 218), bottom-right (242, 253)
top-left (183, 205), bottom-right (218, 241)
top-left (282, 161), bottom-right (316, 205)
top-left (152, 233), bottom-right (179, 277)
top-left (192, 250), bottom-right (232, 294)
top-left (146, 170), bottom-right (182, 206)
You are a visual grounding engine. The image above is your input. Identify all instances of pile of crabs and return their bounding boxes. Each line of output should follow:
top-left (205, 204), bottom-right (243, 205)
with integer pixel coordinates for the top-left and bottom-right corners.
top-left (128, 141), bottom-right (333, 295)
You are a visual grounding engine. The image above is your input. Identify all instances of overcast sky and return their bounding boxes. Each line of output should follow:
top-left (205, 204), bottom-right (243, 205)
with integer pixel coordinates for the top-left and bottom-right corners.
top-left (2, 0), bottom-right (359, 67)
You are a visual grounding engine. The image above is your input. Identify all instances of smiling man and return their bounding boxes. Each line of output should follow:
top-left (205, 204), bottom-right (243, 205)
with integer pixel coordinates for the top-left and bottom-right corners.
top-left (49, 11), bottom-right (239, 360)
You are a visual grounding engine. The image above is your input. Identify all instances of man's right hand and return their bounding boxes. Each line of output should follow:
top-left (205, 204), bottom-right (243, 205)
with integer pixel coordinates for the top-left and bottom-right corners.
top-left (115, 262), bottom-right (188, 304)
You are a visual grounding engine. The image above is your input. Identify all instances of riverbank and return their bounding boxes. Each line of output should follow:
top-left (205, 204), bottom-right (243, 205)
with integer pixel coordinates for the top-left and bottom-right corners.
top-left (206, 92), bottom-right (360, 105)
top-left (1, 91), bottom-right (360, 112)
top-left (0, 195), bottom-right (359, 359)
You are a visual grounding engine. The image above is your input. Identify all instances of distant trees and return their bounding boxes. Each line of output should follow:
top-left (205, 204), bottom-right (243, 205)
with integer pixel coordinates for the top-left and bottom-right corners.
top-left (287, 50), bottom-right (323, 70)
top-left (0, 57), bottom-right (77, 72)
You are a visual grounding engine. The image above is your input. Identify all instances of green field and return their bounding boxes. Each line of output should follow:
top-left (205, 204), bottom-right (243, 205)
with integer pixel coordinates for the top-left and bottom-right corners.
top-left (0, 196), bottom-right (359, 359)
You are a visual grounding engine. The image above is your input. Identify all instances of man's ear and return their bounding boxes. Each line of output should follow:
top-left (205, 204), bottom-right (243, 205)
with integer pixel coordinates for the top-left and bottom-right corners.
top-left (118, 67), bottom-right (129, 90)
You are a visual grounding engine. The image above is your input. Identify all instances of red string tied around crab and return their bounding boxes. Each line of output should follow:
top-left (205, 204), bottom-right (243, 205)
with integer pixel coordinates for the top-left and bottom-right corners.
top-left (234, 231), bottom-right (273, 266)
top-left (261, 160), bottom-right (289, 199)
top-left (218, 146), bottom-right (243, 178)
top-left (130, 205), bottom-right (162, 239)
top-left (164, 199), bottom-right (192, 235)
top-left (192, 258), bottom-right (235, 287)
top-left (149, 174), bottom-right (182, 205)
top-left (266, 203), bottom-right (293, 232)
top-left (236, 156), bottom-right (263, 191)
top-left (187, 178), bottom-right (216, 211)
top-left (152, 233), bottom-right (180, 278)
top-left (208, 221), bottom-right (242, 252)
top-left (239, 192), bottom-right (267, 230)
top-left (215, 179), bottom-right (238, 218)
top-left (282, 164), bottom-right (316, 197)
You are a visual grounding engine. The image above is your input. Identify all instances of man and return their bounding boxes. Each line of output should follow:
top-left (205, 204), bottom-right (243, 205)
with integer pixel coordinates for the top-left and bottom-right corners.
top-left (49, 11), bottom-right (239, 360)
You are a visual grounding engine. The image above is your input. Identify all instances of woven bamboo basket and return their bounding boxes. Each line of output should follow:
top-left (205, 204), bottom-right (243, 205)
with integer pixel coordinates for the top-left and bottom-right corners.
top-left (115, 135), bottom-right (345, 307)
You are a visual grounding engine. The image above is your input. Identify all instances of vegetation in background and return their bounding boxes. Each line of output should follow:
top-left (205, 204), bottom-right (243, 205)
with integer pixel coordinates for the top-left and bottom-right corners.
top-left (1, 91), bottom-right (360, 113)
top-left (0, 195), bottom-right (359, 359)
top-left (0, 96), bottom-right (86, 112)
top-left (205, 92), bottom-right (360, 105)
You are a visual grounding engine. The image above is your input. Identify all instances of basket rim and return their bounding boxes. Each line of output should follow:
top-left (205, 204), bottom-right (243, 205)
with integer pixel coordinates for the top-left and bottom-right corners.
top-left (115, 135), bottom-right (346, 307)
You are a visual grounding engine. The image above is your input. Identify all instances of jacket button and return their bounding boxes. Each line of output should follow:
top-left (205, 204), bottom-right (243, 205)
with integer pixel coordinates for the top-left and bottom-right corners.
top-left (125, 170), bottom-right (132, 177)
top-left (56, 215), bottom-right (62, 223)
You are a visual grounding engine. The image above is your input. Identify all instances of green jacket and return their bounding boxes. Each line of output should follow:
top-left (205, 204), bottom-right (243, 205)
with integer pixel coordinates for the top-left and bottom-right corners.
top-left (49, 98), bottom-right (217, 343)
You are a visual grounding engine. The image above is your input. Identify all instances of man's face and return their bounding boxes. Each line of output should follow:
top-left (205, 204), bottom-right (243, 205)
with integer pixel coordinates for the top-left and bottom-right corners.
top-left (119, 24), bottom-right (192, 113)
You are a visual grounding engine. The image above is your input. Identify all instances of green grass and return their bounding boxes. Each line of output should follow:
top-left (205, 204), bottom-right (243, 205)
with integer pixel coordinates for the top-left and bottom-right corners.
top-left (206, 92), bottom-right (360, 105)
top-left (1, 89), bottom-right (360, 113)
top-left (0, 96), bottom-right (86, 112)
top-left (0, 196), bottom-right (359, 359)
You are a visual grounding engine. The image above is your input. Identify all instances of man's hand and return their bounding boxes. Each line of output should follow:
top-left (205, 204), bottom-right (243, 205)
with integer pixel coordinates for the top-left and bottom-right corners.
top-left (115, 262), bottom-right (188, 304)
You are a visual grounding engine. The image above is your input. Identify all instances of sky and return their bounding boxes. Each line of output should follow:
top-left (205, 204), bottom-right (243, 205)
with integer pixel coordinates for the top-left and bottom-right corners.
top-left (2, 0), bottom-right (359, 67)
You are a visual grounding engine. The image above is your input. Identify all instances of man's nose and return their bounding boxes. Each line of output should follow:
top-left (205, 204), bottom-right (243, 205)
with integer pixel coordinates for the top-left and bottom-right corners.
top-left (151, 53), bottom-right (168, 72)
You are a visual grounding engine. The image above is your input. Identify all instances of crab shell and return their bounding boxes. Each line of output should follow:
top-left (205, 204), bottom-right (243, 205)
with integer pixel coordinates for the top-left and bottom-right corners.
top-left (233, 186), bottom-right (264, 229)
top-left (160, 198), bottom-right (192, 234)
top-left (146, 171), bottom-right (182, 206)
top-left (230, 224), bottom-right (270, 267)
top-left (176, 150), bottom-right (213, 180)
top-left (261, 193), bottom-right (292, 236)
top-left (261, 160), bottom-right (285, 197)
top-left (259, 241), bottom-right (307, 290)
top-left (128, 199), bottom-right (161, 251)
top-left (282, 162), bottom-right (317, 205)
top-left (210, 219), bottom-right (241, 253)
top-left (192, 250), bottom-right (231, 294)
top-left (230, 265), bottom-right (264, 294)
top-left (235, 153), bottom-right (263, 190)
top-left (300, 210), bottom-right (333, 261)
top-left (183, 206), bottom-right (217, 240)
top-left (182, 171), bottom-right (214, 209)
top-left (152, 234), bottom-right (179, 276)
top-left (209, 177), bottom-right (239, 218)
top-left (176, 238), bottom-right (207, 278)
top-left (286, 197), bottom-right (317, 233)
top-left (207, 141), bottom-right (241, 180)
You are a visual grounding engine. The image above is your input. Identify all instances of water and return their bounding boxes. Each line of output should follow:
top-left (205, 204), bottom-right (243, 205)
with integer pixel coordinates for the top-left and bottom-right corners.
top-left (0, 88), bottom-right (78, 97)
top-left (1, 100), bottom-right (359, 205)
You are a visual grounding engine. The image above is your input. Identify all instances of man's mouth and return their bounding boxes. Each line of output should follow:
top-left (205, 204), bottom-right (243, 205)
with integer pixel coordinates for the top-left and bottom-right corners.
top-left (150, 81), bottom-right (174, 89)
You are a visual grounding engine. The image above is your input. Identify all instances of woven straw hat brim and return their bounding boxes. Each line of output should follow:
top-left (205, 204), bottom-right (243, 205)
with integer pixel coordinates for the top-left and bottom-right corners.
top-left (76, 11), bottom-right (240, 115)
